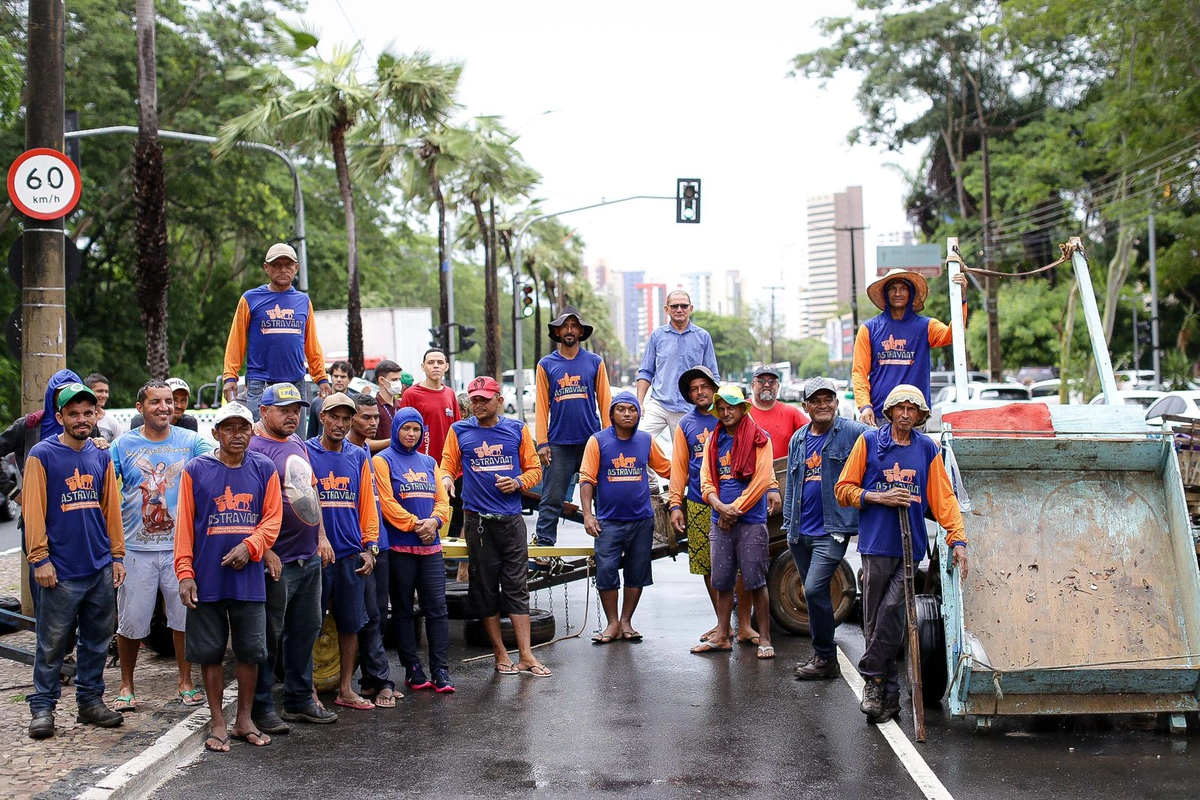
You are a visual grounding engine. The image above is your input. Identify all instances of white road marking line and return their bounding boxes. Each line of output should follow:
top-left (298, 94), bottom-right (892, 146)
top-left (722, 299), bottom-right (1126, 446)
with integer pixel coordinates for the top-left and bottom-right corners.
top-left (836, 647), bottom-right (955, 800)
top-left (0, 546), bottom-right (21, 557)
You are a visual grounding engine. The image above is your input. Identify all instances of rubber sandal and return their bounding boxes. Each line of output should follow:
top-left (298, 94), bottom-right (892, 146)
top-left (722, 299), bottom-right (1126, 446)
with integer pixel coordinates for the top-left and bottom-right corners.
top-left (204, 734), bottom-right (230, 753)
top-left (591, 633), bottom-right (616, 644)
top-left (690, 641), bottom-right (732, 654)
top-left (737, 635), bottom-right (761, 647)
top-left (231, 729), bottom-right (271, 747)
top-left (518, 664), bottom-right (552, 678)
top-left (494, 662), bottom-right (519, 675)
top-left (114, 694), bottom-right (137, 712)
top-left (621, 630), bottom-right (643, 642)
top-left (757, 645), bottom-right (776, 660)
top-left (334, 696), bottom-right (375, 710)
top-left (179, 688), bottom-right (205, 707)
top-left (373, 690), bottom-right (399, 708)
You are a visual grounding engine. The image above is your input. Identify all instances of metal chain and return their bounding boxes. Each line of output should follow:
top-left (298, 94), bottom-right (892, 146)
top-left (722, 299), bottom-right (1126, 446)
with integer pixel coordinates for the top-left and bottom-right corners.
top-left (591, 567), bottom-right (601, 634)
top-left (563, 580), bottom-right (570, 632)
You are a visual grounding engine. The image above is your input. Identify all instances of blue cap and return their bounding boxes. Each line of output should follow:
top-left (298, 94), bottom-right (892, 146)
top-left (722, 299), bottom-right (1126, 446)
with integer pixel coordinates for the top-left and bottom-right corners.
top-left (261, 382), bottom-right (309, 407)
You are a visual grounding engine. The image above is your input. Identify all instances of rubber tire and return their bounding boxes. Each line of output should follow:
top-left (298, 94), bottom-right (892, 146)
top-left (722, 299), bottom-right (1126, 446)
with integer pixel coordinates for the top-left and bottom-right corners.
top-left (145, 593), bottom-right (176, 657)
top-left (462, 608), bottom-right (556, 649)
top-left (767, 550), bottom-right (857, 636)
top-left (0, 595), bottom-right (21, 634)
top-left (445, 581), bottom-right (474, 620)
top-left (0, 494), bottom-right (17, 522)
top-left (915, 593), bottom-right (948, 706)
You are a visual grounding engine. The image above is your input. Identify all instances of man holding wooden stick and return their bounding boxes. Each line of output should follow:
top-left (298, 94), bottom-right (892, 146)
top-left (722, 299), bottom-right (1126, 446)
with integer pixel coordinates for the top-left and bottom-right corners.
top-left (834, 384), bottom-right (967, 726)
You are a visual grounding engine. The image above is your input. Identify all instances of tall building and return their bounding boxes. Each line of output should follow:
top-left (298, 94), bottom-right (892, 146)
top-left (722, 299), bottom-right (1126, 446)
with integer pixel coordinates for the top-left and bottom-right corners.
top-left (634, 282), bottom-right (668, 348)
top-left (619, 270), bottom-right (645, 358)
top-left (681, 271), bottom-right (713, 312)
top-left (720, 269), bottom-right (744, 317)
top-left (802, 186), bottom-right (865, 339)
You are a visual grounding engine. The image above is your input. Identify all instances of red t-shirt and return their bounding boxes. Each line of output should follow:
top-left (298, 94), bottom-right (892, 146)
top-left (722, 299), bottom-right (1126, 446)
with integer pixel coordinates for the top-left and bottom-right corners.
top-left (398, 384), bottom-right (462, 461)
top-left (750, 402), bottom-right (809, 460)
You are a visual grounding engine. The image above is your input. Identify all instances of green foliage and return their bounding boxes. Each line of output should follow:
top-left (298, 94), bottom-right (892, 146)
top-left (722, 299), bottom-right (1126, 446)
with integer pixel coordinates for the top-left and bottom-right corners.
top-left (691, 311), bottom-right (755, 378)
top-left (963, 279), bottom-right (1088, 370)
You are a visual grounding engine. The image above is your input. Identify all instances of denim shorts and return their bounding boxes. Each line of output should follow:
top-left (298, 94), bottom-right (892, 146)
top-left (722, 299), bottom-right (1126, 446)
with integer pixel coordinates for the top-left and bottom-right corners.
top-left (321, 557), bottom-right (369, 634)
top-left (594, 517), bottom-right (655, 591)
top-left (186, 599), bottom-right (267, 665)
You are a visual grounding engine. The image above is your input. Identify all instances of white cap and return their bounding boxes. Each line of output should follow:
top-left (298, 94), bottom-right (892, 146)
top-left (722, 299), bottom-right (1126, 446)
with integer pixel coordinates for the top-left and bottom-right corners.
top-left (213, 401), bottom-right (254, 428)
top-left (264, 242), bottom-right (298, 263)
top-left (166, 377), bottom-right (190, 395)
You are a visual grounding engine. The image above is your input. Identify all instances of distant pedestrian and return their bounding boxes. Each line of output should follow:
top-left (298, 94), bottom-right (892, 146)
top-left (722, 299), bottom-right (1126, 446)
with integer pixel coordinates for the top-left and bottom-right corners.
top-left (534, 305), bottom-right (612, 552)
top-left (84, 373), bottom-right (124, 442)
top-left (222, 242), bottom-right (332, 419)
top-left (636, 290), bottom-right (719, 448)
top-left (579, 392), bottom-right (670, 643)
top-left (374, 408), bottom-right (454, 693)
top-left (440, 376), bottom-right (549, 677)
top-left (373, 360), bottom-right (405, 442)
top-left (175, 401), bottom-right (282, 751)
top-left (835, 384), bottom-right (967, 723)
top-left (748, 365), bottom-right (808, 460)
top-left (24, 382), bottom-right (126, 739)
top-left (111, 380), bottom-right (214, 712)
top-left (306, 360), bottom-right (357, 438)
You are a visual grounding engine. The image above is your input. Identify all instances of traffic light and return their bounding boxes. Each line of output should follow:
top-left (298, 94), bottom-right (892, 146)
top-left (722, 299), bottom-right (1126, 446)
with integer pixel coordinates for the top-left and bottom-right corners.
top-left (455, 323), bottom-right (476, 353)
top-left (520, 285), bottom-right (535, 318)
top-left (676, 178), bottom-right (701, 224)
top-left (428, 324), bottom-right (446, 351)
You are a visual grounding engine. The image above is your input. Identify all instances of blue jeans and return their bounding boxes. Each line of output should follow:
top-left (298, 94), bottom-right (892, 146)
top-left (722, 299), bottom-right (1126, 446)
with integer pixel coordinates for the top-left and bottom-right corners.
top-left (358, 550), bottom-right (393, 692)
top-left (389, 551), bottom-right (450, 673)
top-left (534, 443), bottom-right (586, 545)
top-left (29, 565), bottom-right (115, 713)
top-left (788, 535), bottom-right (849, 660)
top-left (254, 557), bottom-right (322, 716)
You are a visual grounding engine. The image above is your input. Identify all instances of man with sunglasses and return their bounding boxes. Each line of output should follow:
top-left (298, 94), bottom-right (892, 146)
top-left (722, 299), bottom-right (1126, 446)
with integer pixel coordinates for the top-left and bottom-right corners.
top-left (636, 291), bottom-right (719, 450)
top-left (749, 366), bottom-right (808, 461)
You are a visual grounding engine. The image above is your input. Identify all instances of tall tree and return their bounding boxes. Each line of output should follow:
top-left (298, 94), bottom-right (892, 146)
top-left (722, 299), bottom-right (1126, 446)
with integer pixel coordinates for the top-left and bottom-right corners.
top-left (133, 0), bottom-right (170, 378)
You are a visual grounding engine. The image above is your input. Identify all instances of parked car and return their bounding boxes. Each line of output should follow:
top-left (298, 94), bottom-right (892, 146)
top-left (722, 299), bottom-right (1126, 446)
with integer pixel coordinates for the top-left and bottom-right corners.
top-left (930, 370), bottom-right (989, 391)
top-left (927, 382), bottom-right (1033, 431)
top-left (1029, 378), bottom-right (1087, 405)
top-left (779, 382), bottom-right (804, 402)
top-left (1116, 369), bottom-right (1160, 389)
top-left (502, 384), bottom-right (536, 415)
top-left (1088, 389), bottom-right (1166, 410)
top-left (1144, 391), bottom-right (1200, 428)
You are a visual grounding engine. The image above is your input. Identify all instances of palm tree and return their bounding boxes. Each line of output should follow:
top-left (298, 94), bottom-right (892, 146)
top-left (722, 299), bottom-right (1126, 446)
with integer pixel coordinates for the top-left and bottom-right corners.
top-left (133, 0), bottom-right (170, 378)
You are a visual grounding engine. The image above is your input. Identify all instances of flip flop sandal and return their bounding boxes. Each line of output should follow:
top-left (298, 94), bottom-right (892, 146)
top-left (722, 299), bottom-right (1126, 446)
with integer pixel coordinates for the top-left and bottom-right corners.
top-left (690, 641), bottom-right (732, 654)
top-left (114, 694), bottom-right (137, 712)
top-left (494, 662), bottom-right (520, 675)
top-left (591, 633), bottom-right (616, 644)
top-left (738, 636), bottom-right (761, 647)
top-left (335, 697), bottom-right (375, 710)
top-left (621, 631), bottom-right (643, 642)
top-left (373, 691), bottom-right (399, 708)
top-left (757, 645), bottom-right (777, 660)
top-left (231, 729), bottom-right (271, 747)
top-left (179, 689), bottom-right (205, 707)
top-left (204, 734), bottom-right (230, 753)
top-left (518, 664), bottom-right (552, 678)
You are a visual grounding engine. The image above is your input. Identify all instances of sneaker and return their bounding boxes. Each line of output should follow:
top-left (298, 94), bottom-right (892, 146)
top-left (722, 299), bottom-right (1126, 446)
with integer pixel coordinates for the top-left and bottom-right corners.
top-left (869, 694), bottom-right (902, 725)
top-left (405, 664), bottom-right (433, 691)
top-left (432, 669), bottom-right (456, 694)
top-left (794, 655), bottom-right (841, 681)
top-left (859, 676), bottom-right (885, 718)
top-left (253, 710), bottom-right (291, 735)
top-left (76, 703), bottom-right (123, 729)
top-left (280, 703), bottom-right (338, 724)
top-left (28, 710), bottom-right (55, 739)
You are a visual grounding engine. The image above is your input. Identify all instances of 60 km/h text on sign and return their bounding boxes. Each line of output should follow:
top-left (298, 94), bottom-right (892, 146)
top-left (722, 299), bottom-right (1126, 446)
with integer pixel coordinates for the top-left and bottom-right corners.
top-left (7, 148), bottom-right (82, 221)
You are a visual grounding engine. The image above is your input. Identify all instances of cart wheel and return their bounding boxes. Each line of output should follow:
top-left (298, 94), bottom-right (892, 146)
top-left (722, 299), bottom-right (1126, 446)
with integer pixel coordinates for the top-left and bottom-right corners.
top-left (446, 581), bottom-right (474, 619)
top-left (463, 608), bottom-right (556, 649)
top-left (915, 593), bottom-right (947, 706)
top-left (767, 550), bottom-right (857, 635)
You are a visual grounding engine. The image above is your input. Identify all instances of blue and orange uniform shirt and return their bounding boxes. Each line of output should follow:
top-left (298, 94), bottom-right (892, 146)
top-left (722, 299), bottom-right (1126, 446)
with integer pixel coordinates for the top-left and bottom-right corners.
top-left (173, 451), bottom-right (283, 603)
top-left (668, 408), bottom-right (719, 512)
top-left (699, 423), bottom-right (774, 526)
top-left (834, 424), bottom-right (966, 557)
top-left (440, 416), bottom-right (541, 517)
top-left (579, 393), bottom-right (671, 521)
top-left (23, 437), bottom-right (124, 580)
top-left (222, 284), bottom-right (329, 387)
top-left (373, 408), bottom-right (450, 554)
top-left (305, 437), bottom-right (379, 560)
top-left (534, 349), bottom-right (612, 448)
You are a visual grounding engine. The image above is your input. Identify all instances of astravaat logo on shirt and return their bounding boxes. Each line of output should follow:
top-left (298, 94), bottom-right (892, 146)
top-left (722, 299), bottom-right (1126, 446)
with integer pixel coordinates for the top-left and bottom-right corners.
top-left (690, 428), bottom-right (710, 459)
top-left (61, 468), bottom-right (100, 512)
top-left (398, 467), bottom-right (436, 500)
top-left (804, 451), bottom-right (822, 482)
top-left (261, 304), bottom-right (302, 335)
top-left (876, 334), bottom-right (916, 366)
top-left (554, 373), bottom-right (589, 403)
top-left (208, 486), bottom-right (259, 534)
top-left (606, 453), bottom-right (643, 483)
top-left (318, 471), bottom-right (356, 509)
top-left (718, 451), bottom-right (732, 479)
top-left (470, 441), bottom-right (513, 473)
top-left (875, 462), bottom-right (923, 501)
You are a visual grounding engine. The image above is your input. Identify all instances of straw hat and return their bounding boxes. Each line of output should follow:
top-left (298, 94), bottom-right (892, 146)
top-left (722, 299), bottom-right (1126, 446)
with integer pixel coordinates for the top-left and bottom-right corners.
top-left (868, 269), bottom-right (929, 313)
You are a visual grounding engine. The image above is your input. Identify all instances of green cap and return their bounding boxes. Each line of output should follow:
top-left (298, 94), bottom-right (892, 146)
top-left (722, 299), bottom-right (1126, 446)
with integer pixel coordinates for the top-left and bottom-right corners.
top-left (56, 382), bottom-right (97, 410)
top-left (400, 371), bottom-right (415, 387)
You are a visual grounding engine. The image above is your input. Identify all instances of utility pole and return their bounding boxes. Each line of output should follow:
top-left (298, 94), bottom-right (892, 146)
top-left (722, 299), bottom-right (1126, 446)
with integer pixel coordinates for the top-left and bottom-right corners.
top-left (1149, 213), bottom-right (1161, 387)
top-left (834, 225), bottom-right (867, 330)
top-left (764, 285), bottom-right (784, 364)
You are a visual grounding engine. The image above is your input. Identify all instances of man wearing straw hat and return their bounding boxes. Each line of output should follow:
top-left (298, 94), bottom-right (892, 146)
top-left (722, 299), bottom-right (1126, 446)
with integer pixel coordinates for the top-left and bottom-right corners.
top-left (834, 384), bottom-right (967, 724)
top-left (852, 268), bottom-right (967, 427)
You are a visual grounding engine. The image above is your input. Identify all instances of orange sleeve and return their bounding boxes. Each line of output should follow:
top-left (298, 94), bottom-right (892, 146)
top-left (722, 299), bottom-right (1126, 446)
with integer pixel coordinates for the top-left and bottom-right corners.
top-left (246, 472), bottom-right (283, 559)
top-left (222, 296), bottom-right (251, 384)
top-left (578, 437), bottom-right (600, 485)
top-left (22, 456), bottom-right (49, 566)
top-left (852, 324), bottom-right (873, 411)
top-left (173, 471), bottom-right (196, 581)
top-left (535, 365), bottom-right (551, 448)
top-left (732, 442), bottom-right (774, 513)
top-left (439, 428), bottom-right (462, 479)
top-left (595, 363), bottom-right (612, 430)
top-left (371, 456), bottom-right (419, 531)
top-left (668, 425), bottom-right (690, 510)
top-left (699, 434), bottom-right (717, 505)
top-left (517, 425), bottom-right (543, 491)
top-left (358, 459), bottom-right (379, 545)
top-left (304, 300), bottom-right (329, 384)
top-left (928, 453), bottom-right (967, 546)
top-left (432, 467), bottom-right (451, 529)
top-left (649, 440), bottom-right (672, 480)
top-left (834, 435), bottom-right (869, 508)
top-left (102, 461), bottom-right (125, 560)
top-left (928, 304), bottom-right (968, 348)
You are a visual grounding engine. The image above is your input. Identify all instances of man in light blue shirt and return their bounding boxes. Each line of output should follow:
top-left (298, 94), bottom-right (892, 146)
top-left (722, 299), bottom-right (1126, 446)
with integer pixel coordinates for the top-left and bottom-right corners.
top-left (636, 290), bottom-right (720, 449)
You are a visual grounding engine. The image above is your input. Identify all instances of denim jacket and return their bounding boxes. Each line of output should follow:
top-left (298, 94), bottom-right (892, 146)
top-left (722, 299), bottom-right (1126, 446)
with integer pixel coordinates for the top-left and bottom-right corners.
top-left (782, 416), bottom-right (869, 543)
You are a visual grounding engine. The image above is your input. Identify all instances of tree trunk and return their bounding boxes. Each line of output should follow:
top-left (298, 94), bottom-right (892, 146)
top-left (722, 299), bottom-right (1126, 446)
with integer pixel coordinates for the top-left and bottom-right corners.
top-left (429, 162), bottom-right (449, 346)
top-left (134, 0), bottom-right (169, 379)
top-left (488, 200), bottom-right (500, 378)
top-left (474, 197), bottom-right (499, 378)
top-left (330, 122), bottom-right (363, 374)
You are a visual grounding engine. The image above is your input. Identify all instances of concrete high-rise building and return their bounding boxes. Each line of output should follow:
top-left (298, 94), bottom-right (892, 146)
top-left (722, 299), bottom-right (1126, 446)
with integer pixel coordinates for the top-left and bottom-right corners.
top-left (619, 270), bottom-right (645, 357)
top-left (720, 270), bottom-right (744, 318)
top-left (634, 282), bottom-right (668, 349)
top-left (802, 186), bottom-right (865, 339)
top-left (681, 271), bottom-right (713, 312)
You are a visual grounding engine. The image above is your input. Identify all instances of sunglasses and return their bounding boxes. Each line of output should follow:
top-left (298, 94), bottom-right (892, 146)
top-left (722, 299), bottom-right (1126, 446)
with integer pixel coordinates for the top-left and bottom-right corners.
top-left (667, 303), bottom-right (691, 310)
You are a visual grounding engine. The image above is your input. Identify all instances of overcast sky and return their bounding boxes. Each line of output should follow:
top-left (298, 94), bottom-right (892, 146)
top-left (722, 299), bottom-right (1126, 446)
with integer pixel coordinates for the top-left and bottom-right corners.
top-left (306, 0), bottom-right (921, 316)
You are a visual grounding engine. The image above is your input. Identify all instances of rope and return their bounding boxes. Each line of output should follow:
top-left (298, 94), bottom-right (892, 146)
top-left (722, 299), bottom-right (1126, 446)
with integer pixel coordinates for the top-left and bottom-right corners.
top-left (952, 241), bottom-right (1076, 279)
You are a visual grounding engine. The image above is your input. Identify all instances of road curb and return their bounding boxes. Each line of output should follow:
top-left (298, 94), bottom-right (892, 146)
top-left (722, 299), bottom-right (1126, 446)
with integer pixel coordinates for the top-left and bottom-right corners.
top-left (76, 683), bottom-right (236, 800)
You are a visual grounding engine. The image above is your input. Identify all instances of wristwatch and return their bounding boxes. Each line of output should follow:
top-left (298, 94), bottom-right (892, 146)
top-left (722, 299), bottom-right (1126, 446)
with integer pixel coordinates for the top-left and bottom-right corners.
top-left (367, 545), bottom-right (380, 556)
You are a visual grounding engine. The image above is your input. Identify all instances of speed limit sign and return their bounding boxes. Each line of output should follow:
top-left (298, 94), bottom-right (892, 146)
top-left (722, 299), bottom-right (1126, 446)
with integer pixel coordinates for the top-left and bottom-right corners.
top-left (7, 148), bottom-right (82, 221)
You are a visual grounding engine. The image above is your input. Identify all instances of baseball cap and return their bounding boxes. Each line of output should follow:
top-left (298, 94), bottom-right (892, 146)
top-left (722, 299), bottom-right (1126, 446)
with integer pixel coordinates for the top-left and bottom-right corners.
top-left (466, 375), bottom-right (502, 399)
top-left (264, 242), bottom-right (298, 263)
top-left (400, 371), bottom-right (415, 387)
top-left (803, 376), bottom-right (838, 401)
top-left (213, 401), bottom-right (254, 428)
top-left (56, 382), bottom-right (97, 411)
top-left (753, 364), bottom-right (781, 380)
top-left (166, 377), bottom-right (190, 395)
top-left (709, 384), bottom-right (751, 417)
top-left (320, 392), bottom-right (356, 414)
top-left (261, 382), bottom-right (309, 407)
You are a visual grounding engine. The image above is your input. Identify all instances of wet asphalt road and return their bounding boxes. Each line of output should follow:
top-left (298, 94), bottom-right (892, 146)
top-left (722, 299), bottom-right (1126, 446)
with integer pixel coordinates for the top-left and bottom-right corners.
top-left (154, 520), bottom-right (1200, 800)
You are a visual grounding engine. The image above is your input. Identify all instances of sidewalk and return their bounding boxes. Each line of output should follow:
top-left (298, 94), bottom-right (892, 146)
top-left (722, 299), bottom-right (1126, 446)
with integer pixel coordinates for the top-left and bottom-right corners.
top-left (0, 552), bottom-right (212, 799)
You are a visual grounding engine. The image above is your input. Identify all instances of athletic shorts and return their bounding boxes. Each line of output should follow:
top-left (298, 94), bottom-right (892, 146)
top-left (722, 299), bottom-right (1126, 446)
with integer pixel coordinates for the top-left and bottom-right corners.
top-left (117, 549), bottom-right (187, 639)
top-left (464, 512), bottom-right (530, 618)
top-left (321, 557), bottom-right (369, 634)
top-left (594, 517), bottom-right (655, 591)
top-left (685, 499), bottom-right (711, 576)
top-left (710, 521), bottom-right (769, 593)
top-left (185, 599), bottom-right (267, 665)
